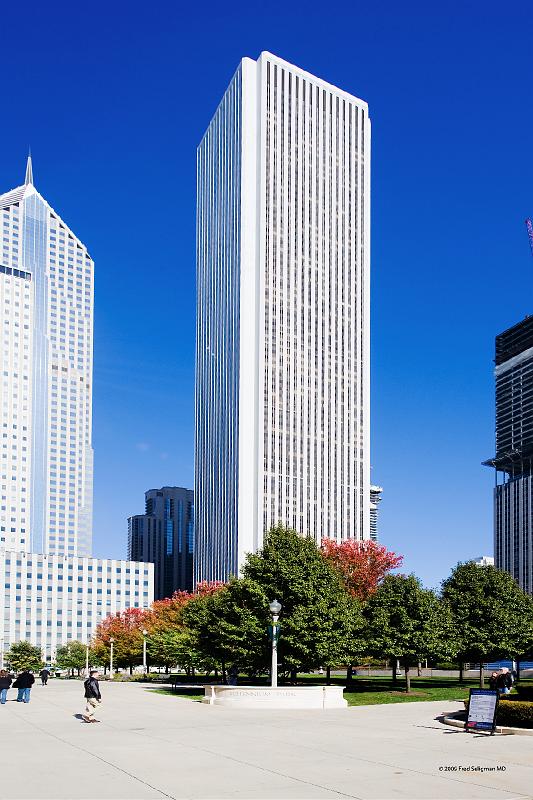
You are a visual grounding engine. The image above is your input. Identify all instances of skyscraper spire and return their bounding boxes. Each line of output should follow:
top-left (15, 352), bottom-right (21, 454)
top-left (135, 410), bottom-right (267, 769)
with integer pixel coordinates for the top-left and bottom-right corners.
top-left (24, 151), bottom-right (33, 186)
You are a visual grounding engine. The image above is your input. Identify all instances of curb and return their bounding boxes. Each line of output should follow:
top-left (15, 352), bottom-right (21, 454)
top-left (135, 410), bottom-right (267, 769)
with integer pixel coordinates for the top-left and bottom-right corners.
top-left (440, 711), bottom-right (533, 737)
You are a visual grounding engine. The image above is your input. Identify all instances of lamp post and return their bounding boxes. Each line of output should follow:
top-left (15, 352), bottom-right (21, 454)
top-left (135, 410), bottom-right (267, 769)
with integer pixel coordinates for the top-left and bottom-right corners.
top-left (85, 643), bottom-right (89, 675)
top-left (142, 629), bottom-right (148, 677)
top-left (0, 638), bottom-right (3, 671)
top-left (109, 637), bottom-right (114, 676)
top-left (269, 599), bottom-right (282, 688)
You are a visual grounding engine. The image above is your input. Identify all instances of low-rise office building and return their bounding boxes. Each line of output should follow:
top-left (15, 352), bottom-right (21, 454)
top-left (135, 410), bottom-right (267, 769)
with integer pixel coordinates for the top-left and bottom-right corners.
top-left (0, 551), bottom-right (154, 663)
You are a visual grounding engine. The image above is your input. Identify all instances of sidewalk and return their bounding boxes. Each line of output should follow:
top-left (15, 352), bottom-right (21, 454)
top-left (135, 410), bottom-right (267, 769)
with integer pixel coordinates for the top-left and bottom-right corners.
top-left (0, 679), bottom-right (531, 799)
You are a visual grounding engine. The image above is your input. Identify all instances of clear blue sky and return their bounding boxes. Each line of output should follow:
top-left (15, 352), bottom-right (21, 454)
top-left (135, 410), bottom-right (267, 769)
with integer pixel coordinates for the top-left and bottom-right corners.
top-left (1, 1), bottom-right (532, 589)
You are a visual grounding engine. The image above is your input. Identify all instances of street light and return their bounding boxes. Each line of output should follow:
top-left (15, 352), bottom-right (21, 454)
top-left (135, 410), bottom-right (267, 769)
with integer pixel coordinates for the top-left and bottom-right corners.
top-left (142, 629), bottom-right (148, 677)
top-left (85, 643), bottom-right (89, 675)
top-left (269, 599), bottom-right (282, 688)
top-left (109, 637), bottom-right (115, 676)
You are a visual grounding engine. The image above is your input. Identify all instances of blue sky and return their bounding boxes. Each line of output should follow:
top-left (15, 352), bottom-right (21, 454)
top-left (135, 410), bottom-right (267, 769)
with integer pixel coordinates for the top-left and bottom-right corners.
top-left (1, 1), bottom-right (532, 589)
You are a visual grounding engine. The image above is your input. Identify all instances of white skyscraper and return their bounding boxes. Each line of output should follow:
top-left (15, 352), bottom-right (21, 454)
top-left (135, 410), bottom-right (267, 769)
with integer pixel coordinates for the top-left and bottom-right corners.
top-left (0, 159), bottom-right (154, 664)
top-left (195, 52), bottom-right (371, 582)
top-left (0, 158), bottom-right (93, 557)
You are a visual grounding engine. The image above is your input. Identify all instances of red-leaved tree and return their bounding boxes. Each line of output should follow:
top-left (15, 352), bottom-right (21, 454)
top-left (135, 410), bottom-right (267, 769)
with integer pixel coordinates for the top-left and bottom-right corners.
top-left (321, 539), bottom-right (403, 602)
top-left (94, 607), bottom-right (149, 672)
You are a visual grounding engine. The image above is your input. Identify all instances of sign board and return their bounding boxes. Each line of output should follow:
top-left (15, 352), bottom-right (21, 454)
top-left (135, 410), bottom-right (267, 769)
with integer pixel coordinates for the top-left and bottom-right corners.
top-left (465, 689), bottom-right (499, 734)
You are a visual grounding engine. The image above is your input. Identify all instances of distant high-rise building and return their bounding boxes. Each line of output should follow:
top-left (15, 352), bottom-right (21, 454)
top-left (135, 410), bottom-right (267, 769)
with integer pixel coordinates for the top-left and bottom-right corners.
top-left (0, 157), bottom-right (153, 665)
top-left (0, 157), bottom-right (93, 557)
top-left (195, 52), bottom-right (371, 582)
top-left (369, 485), bottom-right (382, 542)
top-left (484, 316), bottom-right (533, 594)
top-left (472, 556), bottom-right (495, 567)
top-left (128, 487), bottom-right (194, 599)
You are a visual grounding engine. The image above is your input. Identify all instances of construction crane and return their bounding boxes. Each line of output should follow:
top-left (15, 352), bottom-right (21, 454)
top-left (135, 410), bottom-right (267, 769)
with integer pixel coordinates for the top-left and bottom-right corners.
top-left (526, 218), bottom-right (533, 258)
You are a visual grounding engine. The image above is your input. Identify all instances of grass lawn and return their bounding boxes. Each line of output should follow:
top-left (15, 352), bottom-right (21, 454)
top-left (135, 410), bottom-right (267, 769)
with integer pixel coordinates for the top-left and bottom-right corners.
top-left (343, 676), bottom-right (478, 706)
top-left (149, 676), bottom-right (533, 707)
top-left (151, 687), bottom-right (204, 702)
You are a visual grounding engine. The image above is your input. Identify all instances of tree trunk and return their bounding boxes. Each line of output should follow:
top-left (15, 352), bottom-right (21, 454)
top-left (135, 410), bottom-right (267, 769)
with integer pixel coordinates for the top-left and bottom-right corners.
top-left (129, 664), bottom-right (133, 675)
top-left (459, 661), bottom-right (464, 684)
top-left (417, 662), bottom-right (421, 677)
top-left (346, 664), bottom-right (353, 686)
top-left (392, 659), bottom-right (398, 685)
top-left (290, 667), bottom-right (297, 684)
top-left (479, 660), bottom-right (484, 689)
top-left (517, 659), bottom-right (521, 682)
top-left (405, 664), bottom-right (411, 694)
top-left (326, 666), bottom-right (331, 685)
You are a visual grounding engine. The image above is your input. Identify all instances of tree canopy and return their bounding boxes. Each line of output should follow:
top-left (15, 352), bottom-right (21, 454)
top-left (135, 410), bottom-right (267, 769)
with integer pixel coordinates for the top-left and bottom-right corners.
top-left (364, 574), bottom-right (456, 691)
top-left (55, 641), bottom-right (87, 675)
top-left (242, 525), bottom-right (364, 674)
top-left (322, 538), bottom-right (403, 601)
top-left (5, 641), bottom-right (43, 673)
top-left (441, 562), bottom-right (533, 686)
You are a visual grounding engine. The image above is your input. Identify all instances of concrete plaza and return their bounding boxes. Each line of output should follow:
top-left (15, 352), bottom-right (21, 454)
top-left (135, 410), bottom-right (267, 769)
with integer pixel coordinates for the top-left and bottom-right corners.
top-left (0, 680), bottom-right (532, 800)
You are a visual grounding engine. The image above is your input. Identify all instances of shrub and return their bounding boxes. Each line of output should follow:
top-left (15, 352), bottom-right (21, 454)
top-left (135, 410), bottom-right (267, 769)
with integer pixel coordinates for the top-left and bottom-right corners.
top-left (496, 700), bottom-right (533, 729)
top-left (514, 685), bottom-right (533, 702)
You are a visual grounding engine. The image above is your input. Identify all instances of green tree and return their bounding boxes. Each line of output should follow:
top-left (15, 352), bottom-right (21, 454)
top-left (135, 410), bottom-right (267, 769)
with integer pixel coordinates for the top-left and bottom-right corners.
top-left (242, 525), bottom-right (364, 678)
top-left (441, 562), bottom-right (533, 687)
top-left (5, 641), bottom-right (43, 673)
top-left (364, 574), bottom-right (456, 692)
top-left (183, 578), bottom-right (270, 679)
top-left (55, 641), bottom-right (87, 676)
top-left (147, 628), bottom-right (207, 676)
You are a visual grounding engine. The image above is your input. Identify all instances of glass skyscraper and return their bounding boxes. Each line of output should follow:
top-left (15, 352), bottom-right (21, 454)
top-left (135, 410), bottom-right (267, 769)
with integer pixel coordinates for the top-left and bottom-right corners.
top-left (128, 486), bottom-right (194, 599)
top-left (484, 316), bottom-right (533, 595)
top-left (0, 158), bottom-right (93, 556)
top-left (195, 53), bottom-right (371, 582)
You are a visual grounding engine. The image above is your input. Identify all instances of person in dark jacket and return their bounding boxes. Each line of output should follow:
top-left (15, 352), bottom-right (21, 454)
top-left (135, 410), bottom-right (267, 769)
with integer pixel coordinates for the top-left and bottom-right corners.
top-left (40, 668), bottom-right (50, 686)
top-left (496, 668), bottom-right (513, 695)
top-left (13, 670), bottom-right (35, 703)
top-left (488, 671), bottom-right (499, 691)
top-left (0, 670), bottom-right (12, 704)
top-left (83, 670), bottom-right (102, 723)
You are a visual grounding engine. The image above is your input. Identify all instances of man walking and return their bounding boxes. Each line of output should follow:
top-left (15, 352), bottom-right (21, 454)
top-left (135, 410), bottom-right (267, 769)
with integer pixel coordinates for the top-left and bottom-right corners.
top-left (40, 668), bottom-right (50, 686)
top-left (13, 670), bottom-right (35, 703)
top-left (83, 669), bottom-right (102, 723)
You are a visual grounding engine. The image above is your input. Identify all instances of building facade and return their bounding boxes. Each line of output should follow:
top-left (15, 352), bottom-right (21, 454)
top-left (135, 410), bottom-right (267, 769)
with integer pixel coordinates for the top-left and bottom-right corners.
top-left (0, 158), bottom-right (93, 557)
top-left (128, 487), bottom-right (194, 599)
top-left (369, 485), bottom-right (382, 543)
top-left (484, 316), bottom-right (533, 594)
top-left (195, 52), bottom-right (371, 582)
top-left (0, 551), bottom-right (153, 662)
top-left (0, 158), bottom-right (154, 664)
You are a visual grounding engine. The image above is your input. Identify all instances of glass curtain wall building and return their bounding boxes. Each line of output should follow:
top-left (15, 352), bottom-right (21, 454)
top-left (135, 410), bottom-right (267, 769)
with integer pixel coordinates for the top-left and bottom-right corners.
top-left (128, 486), bottom-right (194, 598)
top-left (0, 158), bottom-right (93, 557)
top-left (195, 53), bottom-right (371, 582)
top-left (484, 316), bottom-right (533, 595)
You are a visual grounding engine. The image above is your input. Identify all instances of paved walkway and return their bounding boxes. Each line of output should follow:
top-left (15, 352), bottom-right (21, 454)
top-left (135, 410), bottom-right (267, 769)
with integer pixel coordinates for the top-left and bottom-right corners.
top-left (0, 680), bottom-right (532, 799)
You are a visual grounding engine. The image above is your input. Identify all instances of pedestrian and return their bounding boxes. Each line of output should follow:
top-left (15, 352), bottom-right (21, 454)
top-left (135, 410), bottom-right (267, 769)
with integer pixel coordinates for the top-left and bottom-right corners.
top-left (13, 670), bottom-right (35, 703)
top-left (40, 667), bottom-right (50, 686)
top-left (83, 669), bottom-right (102, 723)
top-left (496, 667), bottom-right (513, 695)
top-left (0, 670), bottom-right (12, 704)
top-left (488, 671), bottom-right (499, 691)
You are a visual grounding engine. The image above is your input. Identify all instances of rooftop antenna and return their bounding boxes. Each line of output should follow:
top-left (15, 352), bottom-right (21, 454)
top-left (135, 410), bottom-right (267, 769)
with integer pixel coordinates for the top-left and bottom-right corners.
top-left (24, 149), bottom-right (33, 186)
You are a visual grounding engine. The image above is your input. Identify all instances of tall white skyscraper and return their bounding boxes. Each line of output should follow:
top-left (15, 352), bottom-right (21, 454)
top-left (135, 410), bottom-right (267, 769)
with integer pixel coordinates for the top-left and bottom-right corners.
top-left (0, 158), bottom-right (93, 557)
top-left (195, 52), bottom-right (371, 582)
